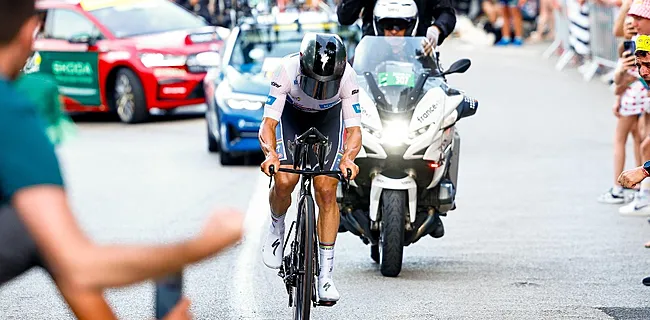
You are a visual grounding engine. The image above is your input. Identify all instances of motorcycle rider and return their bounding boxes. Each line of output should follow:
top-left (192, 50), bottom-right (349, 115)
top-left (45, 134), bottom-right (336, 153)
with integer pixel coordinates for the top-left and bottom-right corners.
top-left (336, 0), bottom-right (456, 48)
top-left (369, 0), bottom-right (439, 69)
top-left (361, 0), bottom-right (447, 236)
top-left (259, 33), bottom-right (362, 303)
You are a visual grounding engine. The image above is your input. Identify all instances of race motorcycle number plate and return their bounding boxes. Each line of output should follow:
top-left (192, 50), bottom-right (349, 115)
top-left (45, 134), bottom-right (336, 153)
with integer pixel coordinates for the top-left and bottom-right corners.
top-left (378, 72), bottom-right (415, 87)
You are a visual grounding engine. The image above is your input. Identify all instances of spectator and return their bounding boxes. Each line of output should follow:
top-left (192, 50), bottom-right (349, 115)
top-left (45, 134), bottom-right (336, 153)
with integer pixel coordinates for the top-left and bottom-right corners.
top-left (618, 0), bottom-right (650, 216)
top-left (13, 70), bottom-right (76, 146)
top-left (176, 0), bottom-right (213, 23)
top-left (529, 0), bottom-right (556, 42)
top-left (600, 16), bottom-right (645, 204)
top-left (494, 0), bottom-right (526, 45)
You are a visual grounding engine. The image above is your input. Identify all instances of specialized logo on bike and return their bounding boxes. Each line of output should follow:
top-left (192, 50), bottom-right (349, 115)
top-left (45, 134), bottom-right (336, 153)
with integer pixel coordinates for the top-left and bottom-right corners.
top-left (272, 239), bottom-right (281, 256)
top-left (323, 282), bottom-right (331, 291)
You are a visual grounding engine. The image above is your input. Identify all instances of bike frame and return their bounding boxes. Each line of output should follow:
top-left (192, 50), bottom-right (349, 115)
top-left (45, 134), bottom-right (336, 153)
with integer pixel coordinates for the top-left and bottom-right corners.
top-left (269, 127), bottom-right (349, 319)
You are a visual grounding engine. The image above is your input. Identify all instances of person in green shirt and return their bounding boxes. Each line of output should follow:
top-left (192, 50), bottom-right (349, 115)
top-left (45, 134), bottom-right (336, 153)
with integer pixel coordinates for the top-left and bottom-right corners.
top-left (0, 0), bottom-right (244, 319)
top-left (13, 71), bottom-right (76, 146)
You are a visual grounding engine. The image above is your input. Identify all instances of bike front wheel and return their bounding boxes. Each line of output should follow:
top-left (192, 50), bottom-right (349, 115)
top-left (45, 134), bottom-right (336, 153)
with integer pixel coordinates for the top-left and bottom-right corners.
top-left (293, 195), bottom-right (315, 320)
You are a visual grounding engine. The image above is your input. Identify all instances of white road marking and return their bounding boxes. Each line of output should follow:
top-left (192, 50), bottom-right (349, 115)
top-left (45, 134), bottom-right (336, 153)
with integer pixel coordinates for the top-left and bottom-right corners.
top-left (232, 173), bottom-right (269, 317)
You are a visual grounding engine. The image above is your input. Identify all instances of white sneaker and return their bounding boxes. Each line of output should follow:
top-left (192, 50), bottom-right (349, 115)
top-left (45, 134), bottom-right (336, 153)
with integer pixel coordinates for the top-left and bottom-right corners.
top-left (317, 277), bottom-right (340, 302)
top-left (619, 192), bottom-right (650, 216)
top-left (261, 227), bottom-right (284, 269)
top-left (598, 188), bottom-right (626, 204)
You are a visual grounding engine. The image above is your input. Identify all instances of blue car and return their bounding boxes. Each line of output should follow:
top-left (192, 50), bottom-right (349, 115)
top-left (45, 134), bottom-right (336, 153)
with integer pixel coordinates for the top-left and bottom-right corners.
top-left (203, 18), bottom-right (361, 165)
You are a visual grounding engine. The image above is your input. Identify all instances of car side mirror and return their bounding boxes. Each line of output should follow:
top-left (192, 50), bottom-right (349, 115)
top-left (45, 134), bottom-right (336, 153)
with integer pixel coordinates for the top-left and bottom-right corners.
top-left (68, 33), bottom-right (97, 46)
top-left (442, 59), bottom-right (471, 76)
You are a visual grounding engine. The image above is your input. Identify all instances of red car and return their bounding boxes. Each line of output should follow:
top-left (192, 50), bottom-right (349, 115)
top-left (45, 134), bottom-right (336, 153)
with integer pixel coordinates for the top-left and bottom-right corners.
top-left (31, 0), bottom-right (226, 123)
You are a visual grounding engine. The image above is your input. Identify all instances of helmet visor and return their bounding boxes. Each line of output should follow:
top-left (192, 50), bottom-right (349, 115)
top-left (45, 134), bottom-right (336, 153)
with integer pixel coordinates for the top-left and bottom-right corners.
top-left (298, 75), bottom-right (341, 100)
top-left (377, 18), bottom-right (414, 32)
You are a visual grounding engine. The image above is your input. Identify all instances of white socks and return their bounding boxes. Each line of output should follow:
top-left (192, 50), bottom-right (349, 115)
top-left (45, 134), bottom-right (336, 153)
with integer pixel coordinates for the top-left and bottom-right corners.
top-left (612, 185), bottom-right (623, 194)
top-left (318, 243), bottom-right (335, 280)
top-left (270, 211), bottom-right (285, 235)
top-left (641, 178), bottom-right (650, 195)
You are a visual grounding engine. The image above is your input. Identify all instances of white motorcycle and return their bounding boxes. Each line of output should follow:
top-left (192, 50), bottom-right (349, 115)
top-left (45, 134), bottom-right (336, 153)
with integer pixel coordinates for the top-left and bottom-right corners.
top-left (337, 36), bottom-right (478, 277)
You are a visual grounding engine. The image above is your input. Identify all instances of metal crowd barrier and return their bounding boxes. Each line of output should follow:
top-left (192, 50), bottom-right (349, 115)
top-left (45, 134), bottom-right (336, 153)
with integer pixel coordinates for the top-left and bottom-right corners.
top-left (543, 1), bottom-right (575, 71)
top-left (544, 1), bottom-right (621, 83)
top-left (581, 2), bottom-right (620, 81)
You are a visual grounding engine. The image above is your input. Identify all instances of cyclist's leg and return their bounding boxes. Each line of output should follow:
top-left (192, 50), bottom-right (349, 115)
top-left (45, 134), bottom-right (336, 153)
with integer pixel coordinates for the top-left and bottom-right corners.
top-left (313, 104), bottom-right (344, 302)
top-left (262, 102), bottom-right (301, 269)
top-left (271, 102), bottom-right (302, 216)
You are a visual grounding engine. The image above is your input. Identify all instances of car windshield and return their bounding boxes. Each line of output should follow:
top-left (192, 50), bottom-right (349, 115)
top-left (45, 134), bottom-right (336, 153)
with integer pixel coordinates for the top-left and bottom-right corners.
top-left (229, 22), bottom-right (360, 75)
top-left (89, 0), bottom-right (207, 38)
top-left (353, 36), bottom-right (440, 113)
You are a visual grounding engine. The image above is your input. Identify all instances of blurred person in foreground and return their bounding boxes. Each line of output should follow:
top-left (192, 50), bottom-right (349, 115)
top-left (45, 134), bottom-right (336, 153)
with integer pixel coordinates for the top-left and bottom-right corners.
top-left (617, 0), bottom-right (650, 215)
top-left (15, 55), bottom-right (77, 146)
top-left (599, 13), bottom-right (646, 204)
top-left (0, 0), bottom-right (243, 318)
top-left (336, 0), bottom-right (457, 48)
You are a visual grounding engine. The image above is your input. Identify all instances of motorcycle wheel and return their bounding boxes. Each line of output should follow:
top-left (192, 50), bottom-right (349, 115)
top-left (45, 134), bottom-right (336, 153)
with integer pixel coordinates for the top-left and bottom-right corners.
top-left (379, 189), bottom-right (405, 277)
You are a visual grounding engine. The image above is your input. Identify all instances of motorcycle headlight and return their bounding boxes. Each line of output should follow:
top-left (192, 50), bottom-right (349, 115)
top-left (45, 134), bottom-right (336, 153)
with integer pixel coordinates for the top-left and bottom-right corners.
top-left (408, 125), bottom-right (430, 139)
top-left (362, 125), bottom-right (382, 139)
top-left (382, 121), bottom-right (410, 146)
top-left (227, 99), bottom-right (263, 110)
top-left (140, 53), bottom-right (186, 68)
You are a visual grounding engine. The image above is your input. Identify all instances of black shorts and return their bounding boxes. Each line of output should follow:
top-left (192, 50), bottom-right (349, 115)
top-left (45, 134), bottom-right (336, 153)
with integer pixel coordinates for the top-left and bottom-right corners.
top-left (0, 205), bottom-right (50, 286)
top-left (275, 102), bottom-right (345, 171)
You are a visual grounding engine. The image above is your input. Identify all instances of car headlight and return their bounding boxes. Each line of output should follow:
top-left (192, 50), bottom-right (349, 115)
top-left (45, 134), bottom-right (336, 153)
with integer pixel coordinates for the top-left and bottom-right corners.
top-left (382, 121), bottom-right (410, 146)
top-left (140, 53), bottom-right (186, 68)
top-left (227, 99), bottom-right (263, 110)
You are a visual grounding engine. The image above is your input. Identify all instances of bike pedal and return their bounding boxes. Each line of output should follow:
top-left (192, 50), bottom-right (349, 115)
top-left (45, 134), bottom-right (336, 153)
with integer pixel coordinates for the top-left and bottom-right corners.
top-left (316, 300), bottom-right (337, 307)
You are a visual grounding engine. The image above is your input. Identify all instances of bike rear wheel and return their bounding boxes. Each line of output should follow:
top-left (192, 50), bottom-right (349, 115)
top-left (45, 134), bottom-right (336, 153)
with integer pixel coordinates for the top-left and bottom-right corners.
top-left (293, 195), bottom-right (315, 320)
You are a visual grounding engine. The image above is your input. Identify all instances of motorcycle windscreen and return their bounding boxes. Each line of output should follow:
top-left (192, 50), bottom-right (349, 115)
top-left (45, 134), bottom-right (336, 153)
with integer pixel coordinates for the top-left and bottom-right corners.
top-left (376, 66), bottom-right (417, 113)
top-left (298, 75), bottom-right (341, 100)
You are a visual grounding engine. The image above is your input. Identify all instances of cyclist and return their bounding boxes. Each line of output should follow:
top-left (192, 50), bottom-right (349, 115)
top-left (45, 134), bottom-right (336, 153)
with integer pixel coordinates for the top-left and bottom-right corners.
top-left (259, 32), bottom-right (362, 303)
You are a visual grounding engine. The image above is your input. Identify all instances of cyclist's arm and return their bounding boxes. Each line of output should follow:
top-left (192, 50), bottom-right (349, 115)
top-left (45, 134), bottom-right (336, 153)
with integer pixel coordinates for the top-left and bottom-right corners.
top-left (1, 105), bottom-right (223, 291)
top-left (340, 70), bottom-right (363, 162)
top-left (260, 65), bottom-right (291, 157)
top-left (430, 0), bottom-right (457, 45)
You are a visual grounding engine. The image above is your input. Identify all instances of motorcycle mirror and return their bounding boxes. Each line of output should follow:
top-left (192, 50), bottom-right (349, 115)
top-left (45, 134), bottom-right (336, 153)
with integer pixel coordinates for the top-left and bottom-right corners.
top-left (442, 59), bottom-right (471, 76)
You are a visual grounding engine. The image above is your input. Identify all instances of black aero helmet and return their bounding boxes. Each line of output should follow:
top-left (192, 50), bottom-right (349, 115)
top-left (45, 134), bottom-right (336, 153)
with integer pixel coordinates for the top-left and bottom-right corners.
top-left (299, 32), bottom-right (347, 100)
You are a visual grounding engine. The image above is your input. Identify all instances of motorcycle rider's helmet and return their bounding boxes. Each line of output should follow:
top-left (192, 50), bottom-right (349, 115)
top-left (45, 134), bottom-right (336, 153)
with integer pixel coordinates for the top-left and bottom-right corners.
top-left (372, 0), bottom-right (419, 37)
top-left (298, 32), bottom-right (347, 100)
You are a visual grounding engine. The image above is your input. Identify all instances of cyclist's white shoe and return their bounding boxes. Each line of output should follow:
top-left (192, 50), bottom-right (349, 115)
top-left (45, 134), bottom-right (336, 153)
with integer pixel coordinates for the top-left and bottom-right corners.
top-left (261, 226), bottom-right (284, 269)
top-left (317, 277), bottom-right (340, 302)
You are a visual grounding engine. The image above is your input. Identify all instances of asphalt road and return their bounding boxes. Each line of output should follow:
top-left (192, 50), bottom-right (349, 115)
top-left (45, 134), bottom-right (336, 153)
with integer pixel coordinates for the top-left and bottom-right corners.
top-left (2, 40), bottom-right (650, 320)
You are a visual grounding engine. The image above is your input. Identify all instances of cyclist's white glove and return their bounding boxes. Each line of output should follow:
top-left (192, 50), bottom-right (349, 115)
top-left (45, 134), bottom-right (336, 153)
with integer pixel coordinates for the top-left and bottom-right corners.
top-left (426, 26), bottom-right (441, 47)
